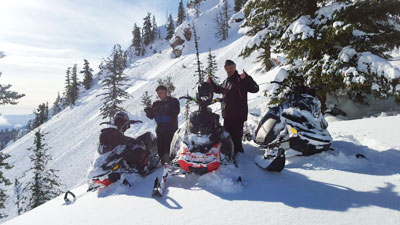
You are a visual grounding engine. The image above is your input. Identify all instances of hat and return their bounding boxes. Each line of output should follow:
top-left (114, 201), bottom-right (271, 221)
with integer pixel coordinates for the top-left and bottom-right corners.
top-left (224, 59), bottom-right (236, 67)
top-left (156, 85), bottom-right (167, 91)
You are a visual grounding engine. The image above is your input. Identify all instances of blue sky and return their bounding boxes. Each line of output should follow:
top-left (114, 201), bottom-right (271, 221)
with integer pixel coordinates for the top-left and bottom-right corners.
top-left (0, 0), bottom-right (186, 115)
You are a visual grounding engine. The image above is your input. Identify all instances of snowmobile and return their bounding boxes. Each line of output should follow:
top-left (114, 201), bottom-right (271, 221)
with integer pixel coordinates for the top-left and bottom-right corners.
top-left (87, 112), bottom-right (160, 192)
top-left (254, 81), bottom-right (332, 172)
top-left (152, 82), bottom-right (237, 197)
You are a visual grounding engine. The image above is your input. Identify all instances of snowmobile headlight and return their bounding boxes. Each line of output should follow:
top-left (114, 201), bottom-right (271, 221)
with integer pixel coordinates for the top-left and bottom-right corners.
top-left (287, 125), bottom-right (298, 137)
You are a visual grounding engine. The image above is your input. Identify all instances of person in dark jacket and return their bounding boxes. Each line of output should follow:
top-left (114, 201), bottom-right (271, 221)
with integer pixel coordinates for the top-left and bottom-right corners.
top-left (144, 85), bottom-right (180, 164)
top-left (207, 59), bottom-right (259, 154)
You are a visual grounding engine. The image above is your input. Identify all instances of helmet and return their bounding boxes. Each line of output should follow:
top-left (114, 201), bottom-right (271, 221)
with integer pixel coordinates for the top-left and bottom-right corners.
top-left (196, 82), bottom-right (213, 107)
top-left (113, 112), bottom-right (129, 129)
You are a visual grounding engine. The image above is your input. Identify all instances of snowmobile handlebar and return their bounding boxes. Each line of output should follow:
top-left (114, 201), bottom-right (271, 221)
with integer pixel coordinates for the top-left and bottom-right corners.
top-left (179, 96), bottom-right (223, 104)
top-left (99, 120), bottom-right (142, 126)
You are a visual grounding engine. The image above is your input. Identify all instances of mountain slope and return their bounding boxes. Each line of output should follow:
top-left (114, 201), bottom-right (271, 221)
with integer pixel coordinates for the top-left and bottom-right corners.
top-left (3, 114), bottom-right (400, 225)
top-left (1, 0), bottom-right (400, 224)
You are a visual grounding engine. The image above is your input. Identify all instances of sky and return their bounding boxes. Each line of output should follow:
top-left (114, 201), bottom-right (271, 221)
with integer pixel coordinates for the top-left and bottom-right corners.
top-left (0, 0), bottom-right (186, 115)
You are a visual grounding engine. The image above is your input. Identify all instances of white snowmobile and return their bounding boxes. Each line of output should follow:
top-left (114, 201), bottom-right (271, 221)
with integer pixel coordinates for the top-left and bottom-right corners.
top-left (254, 81), bottom-right (332, 172)
top-left (152, 82), bottom-right (237, 197)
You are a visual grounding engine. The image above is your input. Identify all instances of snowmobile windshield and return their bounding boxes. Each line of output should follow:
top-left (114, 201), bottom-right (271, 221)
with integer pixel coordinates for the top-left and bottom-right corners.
top-left (288, 93), bottom-right (321, 116)
top-left (188, 110), bottom-right (219, 135)
top-left (183, 132), bottom-right (219, 153)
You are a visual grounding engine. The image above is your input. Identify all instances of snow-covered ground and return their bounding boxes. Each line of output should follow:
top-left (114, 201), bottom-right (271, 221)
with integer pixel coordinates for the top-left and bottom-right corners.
top-left (3, 115), bottom-right (400, 225)
top-left (1, 0), bottom-right (399, 224)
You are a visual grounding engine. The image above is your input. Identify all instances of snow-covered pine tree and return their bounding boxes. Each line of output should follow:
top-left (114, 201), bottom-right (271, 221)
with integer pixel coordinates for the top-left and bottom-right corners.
top-left (215, 0), bottom-right (231, 41)
top-left (0, 54), bottom-right (25, 106)
top-left (81, 59), bottom-right (94, 90)
top-left (63, 67), bottom-right (73, 106)
top-left (141, 91), bottom-right (153, 108)
top-left (157, 76), bottom-right (176, 96)
top-left (98, 44), bottom-right (130, 120)
top-left (193, 22), bottom-right (204, 85)
top-left (152, 15), bottom-right (159, 41)
top-left (13, 178), bottom-right (22, 216)
top-left (177, 0), bottom-right (186, 26)
top-left (192, 0), bottom-right (202, 18)
top-left (52, 92), bottom-right (61, 115)
top-left (132, 23), bottom-right (142, 56)
top-left (70, 64), bottom-right (79, 105)
top-left (234, 0), bottom-right (246, 13)
top-left (32, 103), bottom-right (49, 129)
top-left (143, 13), bottom-right (153, 46)
top-left (206, 49), bottom-right (219, 83)
top-left (184, 91), bottom-right (190, 120)
top-left (165, 14), bottom-right (175, 40)
top-left (23, 129), bottom-right (61, 211)
top-left (0, 150), bottom-right (12, 218)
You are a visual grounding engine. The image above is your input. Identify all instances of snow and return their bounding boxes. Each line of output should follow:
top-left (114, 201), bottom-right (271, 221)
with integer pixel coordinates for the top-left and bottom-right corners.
top-left (357, 52), bottom-right (400, 81)
top-left (282, 16), bottom-right (314, 42)
top-left (1, 1), bottom-right (400, 224)
top-left (3, 115), bottom-right (400, 225)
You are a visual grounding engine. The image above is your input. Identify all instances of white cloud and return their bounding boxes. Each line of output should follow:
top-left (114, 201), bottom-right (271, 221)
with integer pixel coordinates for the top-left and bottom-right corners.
top-left (0, 115), bottom-right (10, 126)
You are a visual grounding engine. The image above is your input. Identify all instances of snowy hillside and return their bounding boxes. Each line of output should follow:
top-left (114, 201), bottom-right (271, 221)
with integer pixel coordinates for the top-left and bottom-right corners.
top-left (1, 0), bottom-right (400, 224)
top-left (3, 114), bottom-right (400, 225)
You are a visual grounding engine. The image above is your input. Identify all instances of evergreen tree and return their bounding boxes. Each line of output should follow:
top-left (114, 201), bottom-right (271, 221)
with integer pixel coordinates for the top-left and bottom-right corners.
top-left (63, 67), bottom-right (73, 106)
top-left (152, 15), bottom-right (159, 42)
top-left (157, 76), bottom-right (175, 96)
top-left (0, 55), bottom-right (25, 106)
top-left (165, 14), bottom-right (175, 40)
top-left (141, 91), bottom-right (153, 108)
top-left (132, 23), bottom-right (142, 56)
top-left (53, 92), bottom-right (62, 115)
top-left (142, 13), bottom-right (153, 46)
top-left (14, 178), bottom-right (23, 216)
top-left (192, 0), bottom-right (202, 18)
top-left (206, 49), bottom-right (219, 83)
top-left (215, 0), bottom-right (231, 41)
top-left (177, 0), bottom-right (186, 26)
top-left (70, 64), bottom-right (79, 105)
top-left (32, 103), bottom-right (49, 129)
top-left (242, 0), bottom-right (400, 106)
top-left (98, 44), bottom-right (130, 120)
top-left (193, 23), bottom-right (204, 85)
top-left (81, 59), bottom-right (94, 90)
top-left (234, 0), bottom-right (247, 13)
top-left (0, 150), bottom-right (12, 218)
top-left (23, 129), bottom-right (61, 211)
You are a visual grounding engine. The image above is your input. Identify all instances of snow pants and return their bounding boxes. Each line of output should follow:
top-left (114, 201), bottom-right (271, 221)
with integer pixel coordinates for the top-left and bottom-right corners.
top-left (224, 118), bottom-right (244, 154)
top-left (156, 130), bottom-right (176, 164)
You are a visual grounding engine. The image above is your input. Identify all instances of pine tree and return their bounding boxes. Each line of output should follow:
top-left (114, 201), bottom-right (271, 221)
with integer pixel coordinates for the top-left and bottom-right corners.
top-left (32, 103), bottom-right (49, 129)
top-left (177, 0), bottom-right (186, 26)
top-left (52, 92), bottom-right (61, 115)
top-left (0, 55), bottom-right (25, 105)
top-left (184, 91), bottom-right (190, 121)
top-left (193, 23), bottom-right (204, 85)
top-left (70, 64), bottom-right (79, 105)
top-left (143, 13), bottom-right (153, 46)
top-left (165, 14), bottom-right (175, 40)
top-left (98, 44), bottom-right (130, 121)
top-left (81, 59), bottom-right (94, 90)
top-left (206, 49), bottom-right (219, 83)
top-left (234, 0), bottom-right (246, 13)
top-left (157, 76), bottom-right (175, 96)
top-left (152, 15), bottom-right (158, 42)
top-left (141, 91), bottom-right (153, 108)
top-left (0, 150), bottom-right (12, 218)
top-left (132, 23), bottom-right (142, 56)
top-left (193, 0), bottom-right (202, 18)
top-left (63, 67), bottom-right (73, 106)
top-left (14, 178), bottom-right (23, 216)
top-left (215, 0), bottom-right (231, 41)
top-left (23, 129), bottom-right (61, 211)
top-left (242, 0), bottom-right (400, 106)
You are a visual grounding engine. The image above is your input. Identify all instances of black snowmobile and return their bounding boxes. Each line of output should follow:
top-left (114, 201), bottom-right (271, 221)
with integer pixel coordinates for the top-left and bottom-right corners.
top-left (254, 81), bottom-right (332, 172)
top-left (152, 82), bottom-right (236, 197)
top-left (87, 112), bottom-right (160, 191)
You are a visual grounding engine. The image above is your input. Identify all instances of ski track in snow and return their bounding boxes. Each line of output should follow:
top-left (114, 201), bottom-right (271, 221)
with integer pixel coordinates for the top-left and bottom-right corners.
top-left (2, 0), bottom-right (400, 224)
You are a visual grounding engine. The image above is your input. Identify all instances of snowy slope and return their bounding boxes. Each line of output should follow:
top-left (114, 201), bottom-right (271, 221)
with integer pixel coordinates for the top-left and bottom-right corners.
top-left (3, 115), bottom-right (400, 225)
top-left (1, 0), bottom-right (400, 224)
